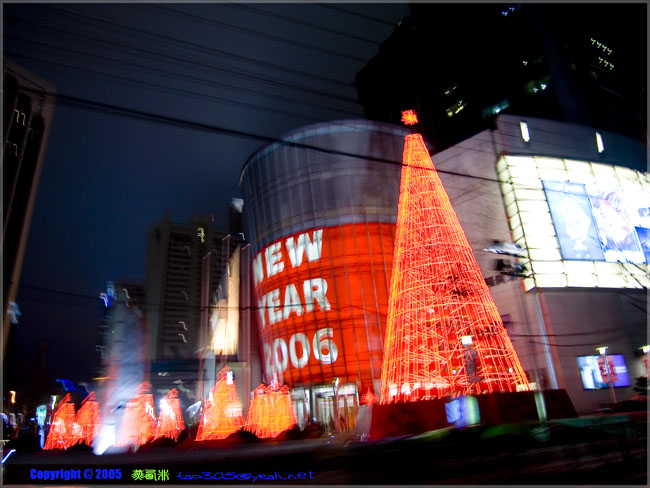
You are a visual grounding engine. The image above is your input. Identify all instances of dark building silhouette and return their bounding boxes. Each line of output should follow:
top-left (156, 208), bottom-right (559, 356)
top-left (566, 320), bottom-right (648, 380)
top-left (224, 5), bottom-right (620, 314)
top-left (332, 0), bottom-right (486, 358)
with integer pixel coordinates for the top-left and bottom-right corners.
top-left (356, 4), bottom-right (646, 153)
top-left (2, 59), bottom-right (56, 354)
top-left (228, 197), bottom-right (245, 238)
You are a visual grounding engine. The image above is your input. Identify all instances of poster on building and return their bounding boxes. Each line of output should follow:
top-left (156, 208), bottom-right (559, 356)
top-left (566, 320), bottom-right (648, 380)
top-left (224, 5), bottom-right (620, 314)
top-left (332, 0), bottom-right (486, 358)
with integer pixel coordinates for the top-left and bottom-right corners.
top-left (252, 223), bottom-right (393, 393)
top-left (543, 181), bottom-right (604, 260)
top-left (587, 186), bottom-right (645, 263)
top-left (577, 355), bottom-right (630, 389)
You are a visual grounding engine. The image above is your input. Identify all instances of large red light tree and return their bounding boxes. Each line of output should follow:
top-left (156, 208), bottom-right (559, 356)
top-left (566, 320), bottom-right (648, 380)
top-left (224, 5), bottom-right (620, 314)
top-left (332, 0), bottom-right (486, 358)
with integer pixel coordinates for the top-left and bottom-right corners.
top-left (380, 110), bottom-right (529, 403)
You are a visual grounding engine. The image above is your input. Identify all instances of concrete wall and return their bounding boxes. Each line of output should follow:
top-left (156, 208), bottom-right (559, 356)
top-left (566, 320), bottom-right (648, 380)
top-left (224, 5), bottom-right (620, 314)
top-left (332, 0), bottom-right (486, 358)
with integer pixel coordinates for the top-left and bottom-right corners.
top-left (433, 115), bottom-right (648, 414)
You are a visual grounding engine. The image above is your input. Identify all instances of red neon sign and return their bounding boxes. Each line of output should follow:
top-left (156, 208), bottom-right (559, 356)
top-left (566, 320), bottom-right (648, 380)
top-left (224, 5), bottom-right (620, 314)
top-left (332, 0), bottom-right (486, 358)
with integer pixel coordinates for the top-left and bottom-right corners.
top-left (253, 222), bottom-right (394, 394)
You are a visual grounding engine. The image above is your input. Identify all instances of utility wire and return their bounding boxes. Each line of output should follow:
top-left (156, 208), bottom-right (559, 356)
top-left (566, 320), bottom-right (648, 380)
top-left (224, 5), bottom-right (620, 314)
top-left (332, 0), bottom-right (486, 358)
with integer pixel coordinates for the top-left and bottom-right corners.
top-left (4, 14), bottom-right (359, 103)
top-left (10, 79), bottom-right (644, 200)
top-left (142, 3), bottom-right (370, 62)
top-left (5, 51), bottom-right (327, 123)
top-left (321, 4), bottom-right (399, 27)
top-left (5, 37), bottom-right (362, 117)
top-left (223, 3), bottom-right (383, 45)
top-left (31, 6), bottom-right (357, 88)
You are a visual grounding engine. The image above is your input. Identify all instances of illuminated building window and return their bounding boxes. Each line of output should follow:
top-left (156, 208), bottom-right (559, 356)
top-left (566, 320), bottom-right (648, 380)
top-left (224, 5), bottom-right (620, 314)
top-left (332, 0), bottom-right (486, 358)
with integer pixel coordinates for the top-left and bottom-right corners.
top-left (443, 84), bottom-right (458, 96)
top-left (446, 100), bottom-right (466, 118)
top-left (520, 122), bottom-right (530, 142)
top-left (596, 132), bottom-right (605, 153)
top-left (482, 99), bottom-right (510, 118)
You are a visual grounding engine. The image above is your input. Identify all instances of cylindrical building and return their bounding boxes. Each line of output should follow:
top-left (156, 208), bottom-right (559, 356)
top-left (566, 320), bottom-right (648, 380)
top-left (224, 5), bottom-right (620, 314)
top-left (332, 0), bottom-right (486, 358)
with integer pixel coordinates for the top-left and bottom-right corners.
top-left (240, 120), bottom-right (411, 427)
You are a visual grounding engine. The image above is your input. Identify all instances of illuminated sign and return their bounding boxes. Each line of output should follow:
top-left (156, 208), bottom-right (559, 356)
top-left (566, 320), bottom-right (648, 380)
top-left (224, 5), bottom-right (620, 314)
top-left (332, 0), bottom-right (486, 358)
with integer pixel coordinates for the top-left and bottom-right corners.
top-left (253, 223), bottom-right (393, 390)
top-left (211, 246), bottom-right (240, 355)
top-left (36, 405), bottom-right (47, 427)
top-left (498, 156), bottom-right (649, 290)
top-left (577, 354), bottom-right (630, 389)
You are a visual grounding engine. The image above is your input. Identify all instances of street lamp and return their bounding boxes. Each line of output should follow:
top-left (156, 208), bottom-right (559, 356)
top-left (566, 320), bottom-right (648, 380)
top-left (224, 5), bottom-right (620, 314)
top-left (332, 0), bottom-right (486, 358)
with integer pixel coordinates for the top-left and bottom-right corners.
top-left (640, 345), bottom-right (649, 376)
top-left (461, 335), bottom-right (479, 389)
top-left (596, 346), bottom-right (617, 405)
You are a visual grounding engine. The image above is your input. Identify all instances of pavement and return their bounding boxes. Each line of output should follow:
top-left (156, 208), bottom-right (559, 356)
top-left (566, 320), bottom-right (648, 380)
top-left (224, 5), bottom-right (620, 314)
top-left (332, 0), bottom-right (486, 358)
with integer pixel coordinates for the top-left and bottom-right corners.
top-left (3, 413), bottom-right (647, 485)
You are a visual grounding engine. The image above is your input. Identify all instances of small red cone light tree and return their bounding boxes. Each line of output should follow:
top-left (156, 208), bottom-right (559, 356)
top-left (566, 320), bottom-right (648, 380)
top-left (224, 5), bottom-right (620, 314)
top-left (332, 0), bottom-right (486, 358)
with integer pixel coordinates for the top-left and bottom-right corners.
top-left (154, 388), bottom-right (185, 441)
top-left (43, 394), bottom-right (84, 450)
top-left (361, 389), bottom-right (377, 406)
top-left (76, 392), bottom-right (100, 446)
top-left (116, 382), bottom-right (157, 447)
top-left (380, 110), bottom-right (529, 403)
top-left (245, 384), bottom-right (296, 439)
top-left (196, 366), bottom-right (244, 441)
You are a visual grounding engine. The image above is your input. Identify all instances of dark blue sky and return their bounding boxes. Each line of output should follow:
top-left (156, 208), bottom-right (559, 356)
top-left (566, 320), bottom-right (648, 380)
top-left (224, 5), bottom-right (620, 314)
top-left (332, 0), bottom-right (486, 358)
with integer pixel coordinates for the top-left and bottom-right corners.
top-left (3, 3), bottom-right (411, 397)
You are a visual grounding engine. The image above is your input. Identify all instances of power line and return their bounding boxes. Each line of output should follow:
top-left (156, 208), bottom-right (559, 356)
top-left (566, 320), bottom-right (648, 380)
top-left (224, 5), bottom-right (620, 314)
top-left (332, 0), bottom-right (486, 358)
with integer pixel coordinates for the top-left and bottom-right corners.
top-left (5, 37), bottom-right (362, 118)
top-left (4, 14), bottom-right (359, 102)
top-left (141, 3), bottom-right (370, 63)
top-left (223, 3), bottom-right (382, 46)
top-left (321, 4), bottom-right (399, 27)
top-left (12, 78), bottom-right (637, 200)
top-left (30, 6), bottom-right (357, 88)
top-left (6, 52), bottom-right (325, 123)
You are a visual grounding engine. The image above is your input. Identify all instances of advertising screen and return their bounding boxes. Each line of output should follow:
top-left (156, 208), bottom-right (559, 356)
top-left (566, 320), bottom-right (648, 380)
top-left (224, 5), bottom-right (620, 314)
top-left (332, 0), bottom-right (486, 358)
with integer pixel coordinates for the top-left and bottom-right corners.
top-left (587, 186), bottom-right (646, 263)
top-left (498, 156), bottom-right (649, 290)
top-left (543, 181), bottom-right (604, 261)
top-left (252, 223), bottom-right (394, 391)
top-left (577, 354), bottom-right (631, 389)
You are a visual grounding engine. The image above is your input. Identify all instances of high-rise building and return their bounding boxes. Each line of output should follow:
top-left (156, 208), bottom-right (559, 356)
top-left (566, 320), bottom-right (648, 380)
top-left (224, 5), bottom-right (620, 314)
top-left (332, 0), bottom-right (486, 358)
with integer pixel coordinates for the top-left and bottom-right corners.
top-left (93, 280), bottom-right (146, 379)
top-left (145, 213), bottom-right (257, 406)
top-left (146, 213), bottom-right (240, 362)
top-left (356, 4), bottom-right (646, 153)
top-left (2, 59), bottom-right (56, 354)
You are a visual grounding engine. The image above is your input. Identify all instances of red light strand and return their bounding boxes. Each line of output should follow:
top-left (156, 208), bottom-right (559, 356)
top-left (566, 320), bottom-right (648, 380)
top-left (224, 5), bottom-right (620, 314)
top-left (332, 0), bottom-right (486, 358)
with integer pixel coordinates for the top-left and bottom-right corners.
top-left (195, 366), bottom-right (244, 441)
top-left (76, 392), bottom-right (100, 446)
top-left (116, 382), bottom-right (157, 447)
top-left (154, 388), bottom-right (186, 442)
top-left (43, 393), bottom-right (84, 450)
top-left (244, 384), bottom-right (296, 438)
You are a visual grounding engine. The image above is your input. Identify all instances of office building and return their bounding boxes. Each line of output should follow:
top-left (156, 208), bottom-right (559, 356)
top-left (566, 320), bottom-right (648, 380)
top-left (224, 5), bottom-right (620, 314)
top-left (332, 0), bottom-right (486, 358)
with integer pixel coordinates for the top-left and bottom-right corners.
top-left (145, 213), bottom-right (257, 407)
top-left (2, 59), bottom-right (56, 353)
top-left (241, 114), bottom-right (647, 421)
top-left (356, 4), bottom-right (646, 153)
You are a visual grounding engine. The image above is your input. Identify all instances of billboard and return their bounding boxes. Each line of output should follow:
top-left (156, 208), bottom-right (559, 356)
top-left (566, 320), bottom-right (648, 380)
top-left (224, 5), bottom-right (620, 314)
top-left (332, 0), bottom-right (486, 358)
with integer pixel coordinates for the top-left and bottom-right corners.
top-left (543, 181), bottom-right (604, 261)
top-left (577, 354), bottom-right (631, 389)
top-left (252, 223), bottom-right (393, 391)
top-left (498, 156), bottom-right (649, 290)
top-left (588, 186), bottom-right (646, 263)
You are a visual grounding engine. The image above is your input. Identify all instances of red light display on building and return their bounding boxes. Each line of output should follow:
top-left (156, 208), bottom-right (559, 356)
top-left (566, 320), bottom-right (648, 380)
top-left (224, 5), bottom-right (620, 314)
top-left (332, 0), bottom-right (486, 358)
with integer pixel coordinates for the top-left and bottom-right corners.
top-left (380, 118), bottom-right (529, 403)
top-left (253, 222), bottom-right (394, 392)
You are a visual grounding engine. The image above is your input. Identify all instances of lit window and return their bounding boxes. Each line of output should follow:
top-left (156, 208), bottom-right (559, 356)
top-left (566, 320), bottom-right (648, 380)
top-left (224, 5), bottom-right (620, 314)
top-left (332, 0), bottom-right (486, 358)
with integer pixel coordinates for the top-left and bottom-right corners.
top-left (446, 99), bottom-right (466, 118)
top-left (596, 132), bottom-right (604, 153)
top-left (520, 122), bottom-right (530, 142)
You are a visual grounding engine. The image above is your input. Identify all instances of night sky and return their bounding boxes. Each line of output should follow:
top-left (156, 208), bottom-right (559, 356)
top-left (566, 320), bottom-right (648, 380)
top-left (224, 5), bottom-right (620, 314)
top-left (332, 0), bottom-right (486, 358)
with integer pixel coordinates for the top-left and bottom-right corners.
top-left (3, 2), bottom-right (411, 400)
